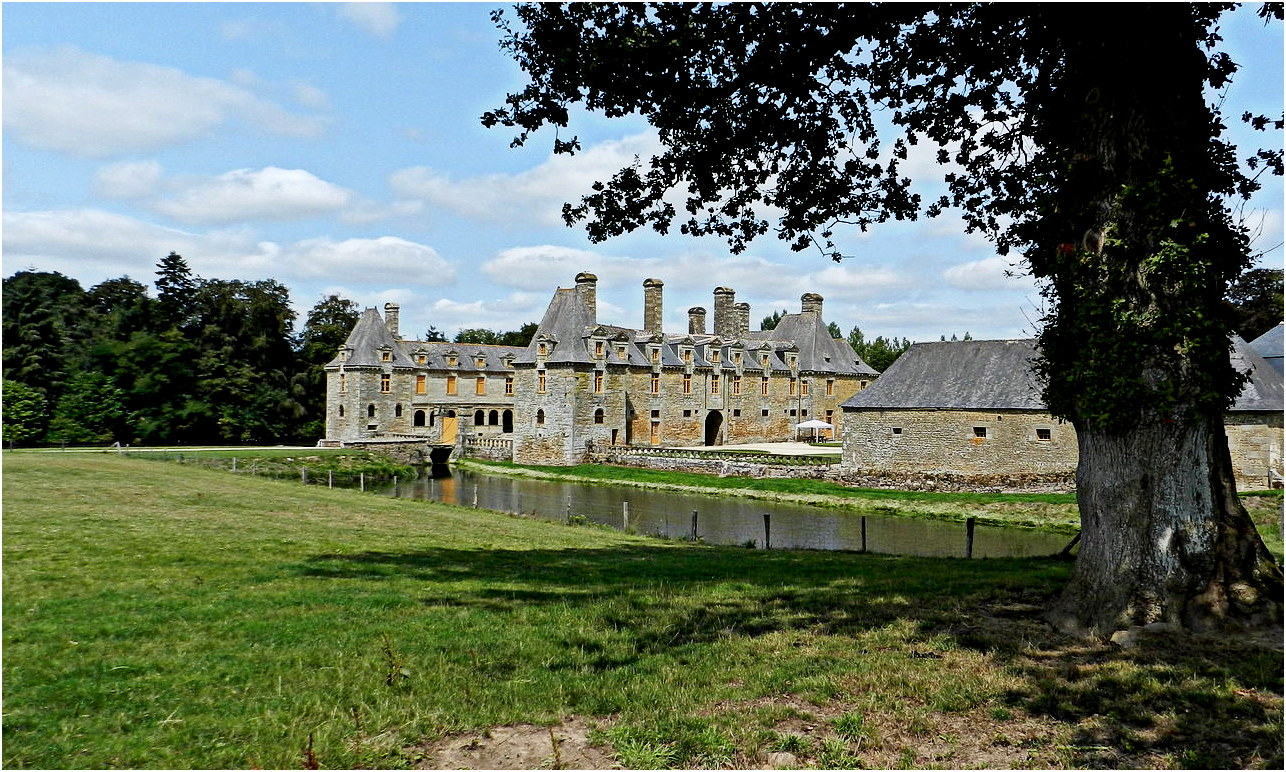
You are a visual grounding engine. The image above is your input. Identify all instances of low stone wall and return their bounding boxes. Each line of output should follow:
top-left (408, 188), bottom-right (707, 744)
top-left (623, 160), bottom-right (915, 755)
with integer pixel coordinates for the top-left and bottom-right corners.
top-left (594, 445), bottom-right (1075, 492)
top-left (336, 439), bottom-right (436, 465)
top-left (833, 468), bottom-right (1075, 494)
top-left (464, 436), bottom-right (515, 463)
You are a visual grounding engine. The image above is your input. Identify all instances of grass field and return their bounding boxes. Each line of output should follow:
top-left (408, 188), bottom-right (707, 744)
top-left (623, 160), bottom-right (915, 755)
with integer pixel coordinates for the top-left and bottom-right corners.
top-left (3, 453), bottom-right (1281, 769)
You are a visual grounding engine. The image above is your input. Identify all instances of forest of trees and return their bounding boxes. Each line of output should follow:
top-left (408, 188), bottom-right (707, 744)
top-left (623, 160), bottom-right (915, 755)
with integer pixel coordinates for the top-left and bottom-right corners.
top-left (0, 253), bottom-right (536, 447)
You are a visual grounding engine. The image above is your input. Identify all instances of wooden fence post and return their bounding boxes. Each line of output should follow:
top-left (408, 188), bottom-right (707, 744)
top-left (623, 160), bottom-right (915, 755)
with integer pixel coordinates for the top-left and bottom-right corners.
top-left (690, 510), bottom-right (698, 541)
top-left (763, 513), bottom-right (771, 550)
top-left (861, 515), bottom-right (868, 553)
top-left (623, 501), bottom-right (630, 531)
top-left (965, 517), bottom-right (976, 558)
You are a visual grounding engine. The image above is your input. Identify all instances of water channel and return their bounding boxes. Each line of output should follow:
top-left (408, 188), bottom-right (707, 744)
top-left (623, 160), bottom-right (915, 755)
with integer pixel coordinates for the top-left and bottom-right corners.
top-left (375, 467), bottom-right (1070, 559)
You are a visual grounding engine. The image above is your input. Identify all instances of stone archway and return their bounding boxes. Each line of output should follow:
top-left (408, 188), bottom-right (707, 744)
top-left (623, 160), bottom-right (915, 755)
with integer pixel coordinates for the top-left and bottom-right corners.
top-left (704, 410), bottom-right (723, 447)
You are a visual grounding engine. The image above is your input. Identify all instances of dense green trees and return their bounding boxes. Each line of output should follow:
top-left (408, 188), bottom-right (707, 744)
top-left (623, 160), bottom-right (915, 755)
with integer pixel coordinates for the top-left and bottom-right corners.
top-left (485, 3), bottom-right (1282, 635)
top-left (2, 256), bottom-right (372, 446)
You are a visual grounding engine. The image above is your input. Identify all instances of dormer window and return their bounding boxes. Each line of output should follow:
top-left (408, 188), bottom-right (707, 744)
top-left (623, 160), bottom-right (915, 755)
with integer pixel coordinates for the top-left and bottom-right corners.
top-left (476, 356), bottom-right (486, 369)
top-left (761, 354), bottom-right (770, 368)
top-left (710, 349), bottom-right (720, 364)
top-left (447, 355), bottom-right (458, 367)
top-left (381, 350), bottom-right (392, 362)
top-left (683, 349), bottom-right (693, 363)
top-left (617, 345), bottom-right (627, 360)
top-left (538, 342), bottom-right (548, 357)
top-left (594, 341), bottom-right (604, 358)
top-left (417, 354), bottom-right (427, 365)
top-left (651, 347), bottom-right (661, 364)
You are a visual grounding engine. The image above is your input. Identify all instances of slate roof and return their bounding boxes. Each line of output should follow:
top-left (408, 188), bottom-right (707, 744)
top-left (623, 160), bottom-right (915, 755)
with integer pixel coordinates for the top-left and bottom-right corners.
top-left (513, 278), bottom-right (879, 377)
top-left (326, 307), bottom-right (523, 371)
top-left (1249, 323), bottom-right (1283, 377)
top-left (840, 339), bottom-right (1044, 410)
top-left (1230, 336), bottom-right (1284, 412)
top-left (841, 337), bottom-right (1284, 413)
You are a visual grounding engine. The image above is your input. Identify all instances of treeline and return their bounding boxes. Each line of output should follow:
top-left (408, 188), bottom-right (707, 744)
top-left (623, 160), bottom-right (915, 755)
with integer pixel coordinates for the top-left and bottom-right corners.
top-left (2, 253), bottom-right (543, 447)
top-left (2, 254), bottom-right (359, 446)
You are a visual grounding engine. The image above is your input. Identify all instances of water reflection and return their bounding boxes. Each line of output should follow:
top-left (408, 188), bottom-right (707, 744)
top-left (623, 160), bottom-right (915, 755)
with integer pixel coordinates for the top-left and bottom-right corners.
top-left (379, 466), bottom-right (1069, 559)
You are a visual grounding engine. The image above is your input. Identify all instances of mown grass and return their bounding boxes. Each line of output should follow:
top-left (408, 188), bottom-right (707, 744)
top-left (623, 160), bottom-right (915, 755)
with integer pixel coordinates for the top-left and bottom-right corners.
top-left (4, 454), bottom-right (1281, 769)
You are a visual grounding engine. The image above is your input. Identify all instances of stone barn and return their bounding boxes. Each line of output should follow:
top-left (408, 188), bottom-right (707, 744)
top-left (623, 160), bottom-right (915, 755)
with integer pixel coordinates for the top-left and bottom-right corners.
top-left (840, 338), bottom-right (1283, 489)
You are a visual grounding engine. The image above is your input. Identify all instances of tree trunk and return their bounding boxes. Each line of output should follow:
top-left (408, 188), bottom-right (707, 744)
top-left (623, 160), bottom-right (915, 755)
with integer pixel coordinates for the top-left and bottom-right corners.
top-left (1048, 411), bottom-right (1282, 638)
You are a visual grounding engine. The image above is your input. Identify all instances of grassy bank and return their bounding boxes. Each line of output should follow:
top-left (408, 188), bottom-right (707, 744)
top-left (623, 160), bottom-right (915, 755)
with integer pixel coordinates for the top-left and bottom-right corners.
top-left (4, 454), bottom-right (1281, 769)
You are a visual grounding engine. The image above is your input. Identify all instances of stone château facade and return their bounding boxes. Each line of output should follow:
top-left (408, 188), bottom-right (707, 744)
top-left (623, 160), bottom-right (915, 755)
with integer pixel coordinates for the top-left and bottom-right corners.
top-left (322, 273), bottom-right (879, 465)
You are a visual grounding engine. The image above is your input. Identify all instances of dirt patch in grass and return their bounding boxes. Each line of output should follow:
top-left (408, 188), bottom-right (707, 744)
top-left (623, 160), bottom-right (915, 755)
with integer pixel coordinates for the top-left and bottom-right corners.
top-left (408, 717), bottom-right (618, 770)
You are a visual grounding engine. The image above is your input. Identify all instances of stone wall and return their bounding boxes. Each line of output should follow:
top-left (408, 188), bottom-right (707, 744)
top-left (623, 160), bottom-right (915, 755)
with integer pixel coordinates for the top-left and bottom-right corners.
top-left (842, 408), bottom-right (1079, 477)
top-left (1226, 411), bottom-right (1284, 489)
top-left (844, 406), bottom-right (1283, 490)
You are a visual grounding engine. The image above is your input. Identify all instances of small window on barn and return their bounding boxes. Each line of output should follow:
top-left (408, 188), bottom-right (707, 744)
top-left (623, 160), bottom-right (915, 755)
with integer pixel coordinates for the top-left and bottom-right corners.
top-left (395, 404), bottom-right (403, 418)
top-left (733, 409), bottom-right (741, 417)
top-left (536, 409), bottom-right (545, 426)
top-left (761, 409), bottom-right (769, 417)
top-left (973, 426), bottom-right (987, 439)
top-left (683, 409), bottom-right (692, 417)
top-left (1037, 428), bottom-right (1052, 441)
top-left (892, 427), bottom-right (902, 436)
top-left (650, 409), bottom-right (660, 419)
top-left (367, 404), bottom-right (376, 418)
top-left (338, 405), bottom-right (345, 417)
top-left (594, 408), bottom-right (605, 424)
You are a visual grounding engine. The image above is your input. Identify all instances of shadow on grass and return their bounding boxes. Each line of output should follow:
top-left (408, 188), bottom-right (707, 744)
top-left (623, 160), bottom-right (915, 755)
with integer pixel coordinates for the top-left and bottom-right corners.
top-left (301, 544), bottom-right (1282, 768)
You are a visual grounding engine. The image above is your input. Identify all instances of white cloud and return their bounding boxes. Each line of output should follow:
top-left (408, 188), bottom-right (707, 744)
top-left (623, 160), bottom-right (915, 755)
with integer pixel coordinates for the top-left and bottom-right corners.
top-left (3, 208), bottom-right (455, 291)
top-left (282, 236), bottom-right (456, 284)
top-left (293, 82), bottom-right (331, 110)
top-left (3, 46), bottom-right (325, 157)
top-left (152, 167), bottom-right (352, 224)
top-left (338, 3), bottom-right (402, 38)
top-left (390, 132), bottom-right (664, 226)
top-left (480, 245), bottom-right (655, 290)
top-left (94, 160), bottom-right (165, 199)
top-left (942, 255), bottom-right (1033, 292)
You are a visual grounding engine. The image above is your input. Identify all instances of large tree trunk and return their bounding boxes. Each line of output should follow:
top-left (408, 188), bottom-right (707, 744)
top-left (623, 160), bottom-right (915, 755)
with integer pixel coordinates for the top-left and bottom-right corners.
top-left (1048, 411), bottom-right (1282, 637)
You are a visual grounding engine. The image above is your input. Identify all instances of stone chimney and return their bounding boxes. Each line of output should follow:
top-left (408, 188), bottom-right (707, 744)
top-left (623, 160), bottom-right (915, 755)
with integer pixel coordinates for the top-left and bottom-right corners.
top-left (384, 302), bottom-right (400, 338)
top-left (688, 307), bottom-right (707, 335)
top-left (643, 278), bottom-right (664, 334)
top-left (801, 292), bottom-right (824, 317)
top-left (734, 302), bottom-right (751, 336)
top-left (713, 287), bottom-right (736, 337)
top-left (575, 272), bottom-right (598, 323)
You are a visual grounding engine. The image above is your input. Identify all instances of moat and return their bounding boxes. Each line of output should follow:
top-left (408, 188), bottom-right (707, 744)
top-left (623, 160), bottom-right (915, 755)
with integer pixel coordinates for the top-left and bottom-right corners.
top-left (376, 466), bottom-right (1070, 558)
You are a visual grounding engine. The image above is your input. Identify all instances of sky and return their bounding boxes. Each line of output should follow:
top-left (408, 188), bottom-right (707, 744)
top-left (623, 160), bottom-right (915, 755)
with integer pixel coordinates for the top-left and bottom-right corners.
top-left (4, 2), bottom-right (1283, 344)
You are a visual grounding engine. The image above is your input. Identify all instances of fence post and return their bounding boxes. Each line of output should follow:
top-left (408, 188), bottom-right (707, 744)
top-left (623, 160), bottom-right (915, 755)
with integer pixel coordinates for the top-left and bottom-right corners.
top-left (474, 485), bottom-right (480, 508)
top-left (393, 475), bottom-right (399, 497)
top-left (232, 457), bottom-right (237, 473)
top-left (566, 494), bottom-right (572, 522)
top-left (690, 510), bottom-right (698, 541)
top-left (623, 501), bottom-right (630, 532)
top-left (763, 513), bottom-right (771, 550)
top-left (328, 470), bottom-right (333, 489)
top-left (965, 517), bottom-right (976, 558)
top-left (861, 515), bottom-right (867, 553)
top-left (360, 472), bottom-right (365, 492)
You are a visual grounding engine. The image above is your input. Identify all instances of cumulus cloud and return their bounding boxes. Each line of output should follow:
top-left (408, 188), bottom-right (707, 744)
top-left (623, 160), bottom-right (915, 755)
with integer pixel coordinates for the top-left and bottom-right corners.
top-left (3, 46), bottom-right (325, 157)
top-left (479, 245), bottom-right (657, 290)
top-left (390, 132), bottom-right (664, 226)
top-left (338, 3), bottom-right (401, 37)
top-left (282, 236), bottom-right (456, 284)
top-left (942, 255), bottom-right (1033, 291)
top-left (3, 208), bottom-right (455, 290)
top-left (94, 160), bottom-right (165, 199)
top-left (152, 167), bottom-right (352, 224)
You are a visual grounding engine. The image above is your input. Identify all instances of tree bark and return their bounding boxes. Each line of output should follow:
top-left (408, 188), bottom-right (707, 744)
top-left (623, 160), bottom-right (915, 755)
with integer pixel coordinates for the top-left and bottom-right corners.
top-left (1048, 411), bottom-right (1282, 637)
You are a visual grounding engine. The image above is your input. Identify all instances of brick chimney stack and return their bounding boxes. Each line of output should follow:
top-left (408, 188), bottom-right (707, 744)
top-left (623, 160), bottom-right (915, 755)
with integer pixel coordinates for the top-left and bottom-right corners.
top-left (688, 306), bottom-right (707, 334)
top-left (384, 302), bottom-right (400, 338)
top-left (713, 287), bottom-right (736, 337)
top-left (575, 272), bottom-right (598, 323)
top-left (643, 278), bottom-right (664, 334)
top-left (735, 302), bottom-right (751, 336)
top-left (801, 292), bottom-right (824, 317)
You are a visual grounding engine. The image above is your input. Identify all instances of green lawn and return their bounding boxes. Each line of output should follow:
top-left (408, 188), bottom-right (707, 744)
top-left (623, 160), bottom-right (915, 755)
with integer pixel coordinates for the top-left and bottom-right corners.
top-left (4, 454), bottom-right (1281, 769)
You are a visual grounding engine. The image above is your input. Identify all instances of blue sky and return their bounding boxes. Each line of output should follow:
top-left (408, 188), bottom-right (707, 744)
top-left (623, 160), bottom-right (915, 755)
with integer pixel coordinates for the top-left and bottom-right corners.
top-left (4, 2), bottom-right (1282, 343)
